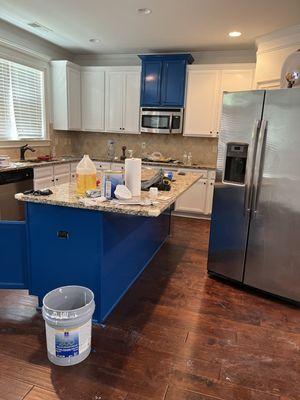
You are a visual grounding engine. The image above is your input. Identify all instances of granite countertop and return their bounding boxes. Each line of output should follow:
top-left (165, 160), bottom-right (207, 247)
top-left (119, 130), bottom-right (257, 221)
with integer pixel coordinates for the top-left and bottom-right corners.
top-left (0, 156), bottom-right (215, 173)
top-left (15, 170), bottom-right (201, 217)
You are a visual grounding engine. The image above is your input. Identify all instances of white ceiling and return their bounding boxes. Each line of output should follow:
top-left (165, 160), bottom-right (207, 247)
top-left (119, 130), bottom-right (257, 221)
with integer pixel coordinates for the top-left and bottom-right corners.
top-left (0, 0), bottom-right (300, 55)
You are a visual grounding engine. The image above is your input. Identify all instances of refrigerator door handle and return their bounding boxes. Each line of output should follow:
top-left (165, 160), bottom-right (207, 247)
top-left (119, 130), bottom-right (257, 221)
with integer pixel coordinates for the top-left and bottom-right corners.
top-left (252, 120), bottom-right (268, 215)
top-left (244, 119), bottom-right (261, 214)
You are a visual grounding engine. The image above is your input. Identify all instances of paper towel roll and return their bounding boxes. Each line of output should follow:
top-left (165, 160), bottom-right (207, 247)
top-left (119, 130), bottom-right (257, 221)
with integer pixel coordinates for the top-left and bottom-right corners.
top-left (125, 158), bottom-right (141, 197)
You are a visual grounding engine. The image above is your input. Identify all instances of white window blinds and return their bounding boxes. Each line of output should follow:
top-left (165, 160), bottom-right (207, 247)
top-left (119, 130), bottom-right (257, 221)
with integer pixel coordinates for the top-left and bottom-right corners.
top-left (0, 58), bottom-right (45, 140)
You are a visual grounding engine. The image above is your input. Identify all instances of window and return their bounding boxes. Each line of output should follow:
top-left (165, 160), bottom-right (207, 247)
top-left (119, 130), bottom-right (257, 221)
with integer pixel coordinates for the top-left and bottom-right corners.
top-left (0, 57), bottom-right (46, 140)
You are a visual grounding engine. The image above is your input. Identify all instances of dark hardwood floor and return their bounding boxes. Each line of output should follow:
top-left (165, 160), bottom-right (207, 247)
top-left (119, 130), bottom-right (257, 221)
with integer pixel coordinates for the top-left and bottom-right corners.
top-left (0, 217), bottom-right (299, 400)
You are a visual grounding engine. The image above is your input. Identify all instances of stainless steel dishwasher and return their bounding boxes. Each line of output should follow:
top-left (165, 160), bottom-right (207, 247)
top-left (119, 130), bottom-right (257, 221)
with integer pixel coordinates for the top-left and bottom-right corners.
top-left (0, 168), bottom-right (33, 221)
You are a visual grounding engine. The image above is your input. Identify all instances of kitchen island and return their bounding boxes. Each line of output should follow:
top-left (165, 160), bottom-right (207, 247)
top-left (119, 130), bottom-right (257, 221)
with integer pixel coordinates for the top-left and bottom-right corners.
top-left (15, 170), bottom-right (200, 322)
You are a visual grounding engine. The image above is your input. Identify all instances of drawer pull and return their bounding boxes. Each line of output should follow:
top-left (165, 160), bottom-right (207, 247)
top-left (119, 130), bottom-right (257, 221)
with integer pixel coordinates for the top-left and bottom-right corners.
top-left (57, 231), bottom-right (69, 239)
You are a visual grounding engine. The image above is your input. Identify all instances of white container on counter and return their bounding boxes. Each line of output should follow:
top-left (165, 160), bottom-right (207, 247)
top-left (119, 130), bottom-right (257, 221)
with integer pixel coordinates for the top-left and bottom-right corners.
top-left (125, 158), bottom-right (141, 197)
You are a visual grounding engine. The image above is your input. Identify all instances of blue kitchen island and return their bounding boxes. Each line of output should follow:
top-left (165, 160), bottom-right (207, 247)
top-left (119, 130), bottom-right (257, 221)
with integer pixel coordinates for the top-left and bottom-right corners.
top-left (13, 171), bottom-right (200, 322)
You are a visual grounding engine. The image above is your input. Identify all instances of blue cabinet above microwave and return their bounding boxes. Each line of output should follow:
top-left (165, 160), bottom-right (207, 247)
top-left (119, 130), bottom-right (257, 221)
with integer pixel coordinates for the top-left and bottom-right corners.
top-left (139, 54), bottom-right (194, 108)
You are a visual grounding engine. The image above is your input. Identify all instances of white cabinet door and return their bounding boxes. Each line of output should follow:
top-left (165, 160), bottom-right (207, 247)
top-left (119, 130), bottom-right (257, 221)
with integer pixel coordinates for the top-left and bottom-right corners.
top-left (216, 69), bottom-right (254, 132)
top-left (70, 171), bottom-right (76, 183)
top-left (105, 71), bottom-right (124, 133)
top-left (205, 179), bottom-right (215, 214)
top-left (54, 173), bottom-right (70, 186)
top-left (67, 65), bottom-right (81, 130)
top-left (184, 69), bottom-right (219, 137)
top-left (51, 61), bottom-right (81, 130)
top-left (81, 68), bottom-right (105, 131)
top-left (34, 176), bottom-right (55, 190)
top-left (123, 71), bottom-right (141, 134)
top-left (175, 178), bottom-right (207, 214)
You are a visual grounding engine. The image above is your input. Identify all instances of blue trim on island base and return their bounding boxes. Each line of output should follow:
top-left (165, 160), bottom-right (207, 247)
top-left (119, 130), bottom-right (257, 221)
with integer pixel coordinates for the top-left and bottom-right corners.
top-left (26, 203), bottom-right (171, 323)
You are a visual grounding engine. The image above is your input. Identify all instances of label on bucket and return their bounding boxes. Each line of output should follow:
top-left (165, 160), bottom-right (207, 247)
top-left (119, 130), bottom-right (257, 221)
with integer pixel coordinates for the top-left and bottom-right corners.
top-left (46, 320), bottom-right (92, 358)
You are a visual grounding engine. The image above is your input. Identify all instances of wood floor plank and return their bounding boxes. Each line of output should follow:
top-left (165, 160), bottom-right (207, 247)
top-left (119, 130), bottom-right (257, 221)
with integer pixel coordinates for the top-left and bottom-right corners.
top-left (0, 217), bottom-right (298, 400)
top-left (0, 374), bottom-right (32, 400)
top-left (23, 387), bottom-right (59, 400)
top-left (165, 386), bottom-right (222, 400)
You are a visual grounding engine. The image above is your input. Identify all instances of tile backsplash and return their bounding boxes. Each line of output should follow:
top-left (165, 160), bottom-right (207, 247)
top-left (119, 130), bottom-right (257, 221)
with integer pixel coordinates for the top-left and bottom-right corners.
top-left (1, 126), bottom-right (218, 168)
top-left (67, 131), bottom-right (218, 167)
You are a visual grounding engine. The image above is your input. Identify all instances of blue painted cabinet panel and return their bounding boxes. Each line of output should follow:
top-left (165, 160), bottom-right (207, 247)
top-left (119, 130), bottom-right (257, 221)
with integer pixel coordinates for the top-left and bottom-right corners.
top-left (161, 59), bottom-right (186, 107)
top-left (0, 221), bottom-right (27, 288)
top-left (100, 210), bottom-right (170, 320)
top-left (26, 203), bottom-right (102, 317)
top-left (140, 60), bottom-right (163, 106)
top-left (139, 54), bottom-right (193, 107)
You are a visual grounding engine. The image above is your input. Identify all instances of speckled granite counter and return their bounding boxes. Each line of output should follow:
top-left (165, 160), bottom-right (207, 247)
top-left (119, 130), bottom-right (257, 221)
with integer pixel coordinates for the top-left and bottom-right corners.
top-left (1, 156), bottom-right (215, 173)
top-left (15, 170), bottom-right (200, 217)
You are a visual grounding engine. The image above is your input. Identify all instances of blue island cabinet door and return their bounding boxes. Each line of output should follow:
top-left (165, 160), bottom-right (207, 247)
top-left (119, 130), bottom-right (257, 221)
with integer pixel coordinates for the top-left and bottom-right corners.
top-left (140, 60), bottom-right (162, 106)
top-left (0, 221), bottom-right (28, 288)
top-left (26, 203), bottom-right (102, 320)
top-left (161, 59), bottom-right (186, 107)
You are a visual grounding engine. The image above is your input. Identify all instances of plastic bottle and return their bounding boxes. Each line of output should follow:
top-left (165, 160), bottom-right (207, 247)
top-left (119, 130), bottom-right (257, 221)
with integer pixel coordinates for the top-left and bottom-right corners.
top-left (183, 151), bottom-right (188, 165)
top-left (76, 155), bottom-right (97, 195)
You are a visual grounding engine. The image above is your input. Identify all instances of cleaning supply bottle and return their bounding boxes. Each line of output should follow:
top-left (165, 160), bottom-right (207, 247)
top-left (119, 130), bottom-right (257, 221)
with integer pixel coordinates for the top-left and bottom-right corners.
top-left (76, 155), bottom-right (97, 195)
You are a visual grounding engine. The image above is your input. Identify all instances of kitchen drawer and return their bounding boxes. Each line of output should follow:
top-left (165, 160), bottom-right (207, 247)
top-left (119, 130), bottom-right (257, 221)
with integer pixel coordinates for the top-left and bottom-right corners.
top-left (34, 166), bottom-right (54, 179)
top-left (54, 163), bottom-right (70, 175)
top-left (177, 168), bottom-right (207, 178)
top-left (111, 163), bottom-right (125, 171)
top-left (208, 170), bottom-right (216, 179)
top-left (70, 162), bottom-right (78, 172)
top-left (94, 161), bottom-right (110, 170)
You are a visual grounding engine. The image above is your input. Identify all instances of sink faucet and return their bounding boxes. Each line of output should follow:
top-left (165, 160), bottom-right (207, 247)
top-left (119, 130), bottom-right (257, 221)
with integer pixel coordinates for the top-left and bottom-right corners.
top-left (20, 144), bottom-right (36, 161)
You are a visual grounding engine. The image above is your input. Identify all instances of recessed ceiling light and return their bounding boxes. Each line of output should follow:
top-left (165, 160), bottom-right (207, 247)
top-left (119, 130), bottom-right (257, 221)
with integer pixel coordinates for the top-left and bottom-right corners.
top-left (137, 8), bottom-right (152, 15)
top-left (89, 38), bottom-right (101, 44)
top-left (228, 31), bottom-right (242, 38)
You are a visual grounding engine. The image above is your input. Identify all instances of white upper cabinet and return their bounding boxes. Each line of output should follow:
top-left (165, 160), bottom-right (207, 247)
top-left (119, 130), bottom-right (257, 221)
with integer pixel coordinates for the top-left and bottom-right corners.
top-left (105, 67), bottom-right (141, 134)
top-left (184, 69), bottom-right (219, 137)
top-left (51, 61), bottom-right (81, 130)
top-left (123, 71), bottom-right (141, 133)
top-left (105, 70), bottom-right (124, 133)
top-left (216, 68), bottom-right (255, 131)
top-left (81, 67), bottom-right (105, 131)
top-left (184, 64), bottom-right (255, 137)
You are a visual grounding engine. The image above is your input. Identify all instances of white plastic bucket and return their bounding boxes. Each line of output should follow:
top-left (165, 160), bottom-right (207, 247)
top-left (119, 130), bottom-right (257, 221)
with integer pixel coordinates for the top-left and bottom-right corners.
top-left (42, 286), bottom-right (95, 366)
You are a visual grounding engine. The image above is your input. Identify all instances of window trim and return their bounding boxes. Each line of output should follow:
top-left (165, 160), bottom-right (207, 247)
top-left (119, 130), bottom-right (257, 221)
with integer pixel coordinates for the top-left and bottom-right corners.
top-left (0, 46), bottom-right (50, 144)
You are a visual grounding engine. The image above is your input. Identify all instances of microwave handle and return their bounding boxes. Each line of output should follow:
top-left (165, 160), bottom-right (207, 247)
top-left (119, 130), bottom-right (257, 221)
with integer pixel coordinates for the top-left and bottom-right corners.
top-left (169, 114), bottom-right (173, 133)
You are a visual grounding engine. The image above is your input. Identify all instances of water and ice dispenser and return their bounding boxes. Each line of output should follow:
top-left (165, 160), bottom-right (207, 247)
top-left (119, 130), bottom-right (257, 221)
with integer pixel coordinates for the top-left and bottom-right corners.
top-left (223, 143), bottom-right (248, 184)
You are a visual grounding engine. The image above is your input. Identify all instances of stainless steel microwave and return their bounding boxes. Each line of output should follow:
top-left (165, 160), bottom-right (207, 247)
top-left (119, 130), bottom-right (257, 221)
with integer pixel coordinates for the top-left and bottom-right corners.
top-left (140, 108), bottom-right (184, 134)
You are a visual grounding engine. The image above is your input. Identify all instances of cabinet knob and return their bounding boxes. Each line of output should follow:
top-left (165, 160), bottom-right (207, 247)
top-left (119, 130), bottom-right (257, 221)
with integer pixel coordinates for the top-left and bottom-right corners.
top-left (210, 131), bottom-right (212, 134)
top-left (51, 179), bottom-right (54, 182)
top-left (55, 178), bottom-right (58, 181)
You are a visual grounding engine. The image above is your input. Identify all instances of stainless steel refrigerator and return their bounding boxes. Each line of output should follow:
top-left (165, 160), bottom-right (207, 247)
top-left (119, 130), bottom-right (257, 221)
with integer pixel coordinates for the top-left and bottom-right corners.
top-left (208, 88), bottom-right (300, 303)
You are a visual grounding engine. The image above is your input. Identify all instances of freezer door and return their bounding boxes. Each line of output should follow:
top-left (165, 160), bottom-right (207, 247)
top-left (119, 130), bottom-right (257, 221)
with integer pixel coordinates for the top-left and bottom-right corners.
top-left (208, 90), bottom-right (265, 281)
top-left (244, 88), bottom-right (300, 301)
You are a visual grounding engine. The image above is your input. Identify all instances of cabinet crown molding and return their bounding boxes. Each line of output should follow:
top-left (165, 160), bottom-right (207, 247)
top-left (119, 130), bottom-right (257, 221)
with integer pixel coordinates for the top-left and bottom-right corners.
top-left (187, 63), bottom-right (256, 71)
top-left (256, 24), bottom-right (300, 54)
